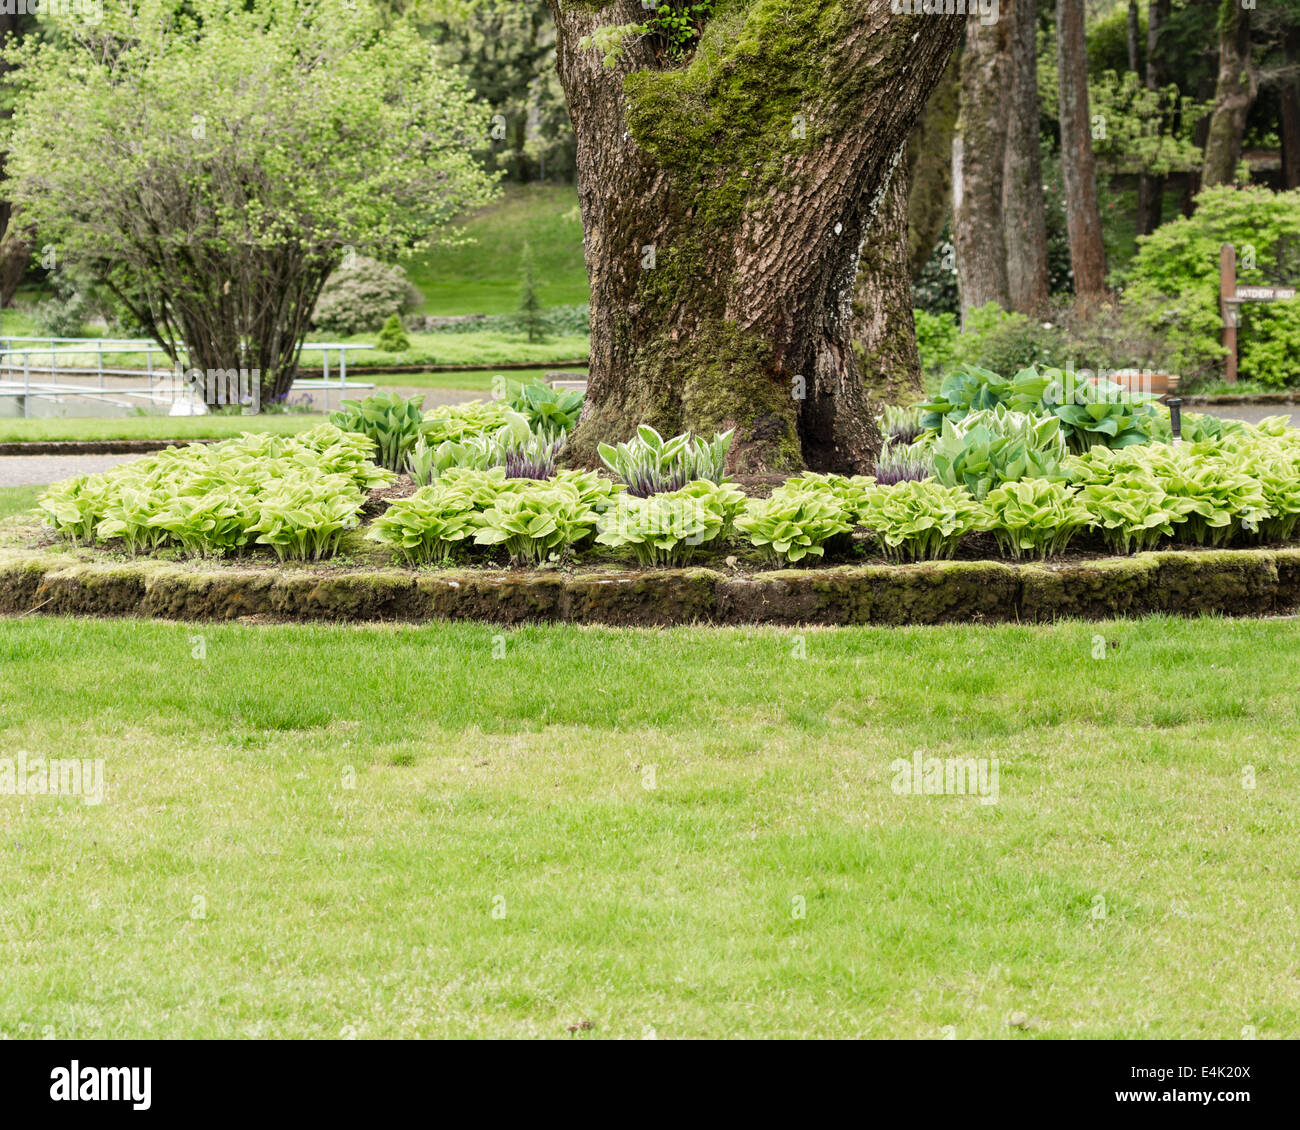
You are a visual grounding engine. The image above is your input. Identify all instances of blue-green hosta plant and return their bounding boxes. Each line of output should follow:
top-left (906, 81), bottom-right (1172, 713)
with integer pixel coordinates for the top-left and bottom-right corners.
top-left (505, 381), bottom-right (584, 434)
top-left (596, 480), bottom-right (745, 566)
top-left (598, 424), bottom-right (733, 497)
top-left (980, 480), bottom-right (1091, 559)
top-left (329, 391), bottom-right (426, 472)
top-left (366, 484), bottom-right (481, 565)
top-left (734, 492), bottom-right (852, 565)
top-left (1040, 372), bottom-right (1158, 453)
top-left (928, 408), bottom-right (1066, 499)
top-left (918, 364), bottom-right (1051, 428)
top-left (472, 483), bottom-right (599, 565)
top-left (856, 480), bottom-right (983, 563)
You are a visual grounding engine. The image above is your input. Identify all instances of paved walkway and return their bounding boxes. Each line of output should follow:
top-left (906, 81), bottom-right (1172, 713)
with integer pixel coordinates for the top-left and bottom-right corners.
top-left (0, 454), bottom-right (144, 487)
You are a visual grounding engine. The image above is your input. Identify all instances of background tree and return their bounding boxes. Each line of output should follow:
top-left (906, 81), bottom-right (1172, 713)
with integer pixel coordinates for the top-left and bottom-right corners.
top-left (1203, 0), bottom-right (1257, 187)
top-left (1, 0), bottom-right (496, 402)
top-left (547, 1), bottom-right (964, 474)
top-left (953, 18), bottom-right (1012, 322)
top-left (1056, 0), bottom-right (1108, 298)
top-left (1002, 0), bottom-right (1049, 313)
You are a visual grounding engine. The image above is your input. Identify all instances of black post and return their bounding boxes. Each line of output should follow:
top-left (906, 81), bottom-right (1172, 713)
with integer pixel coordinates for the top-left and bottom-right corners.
top-left (1167, 397), bottom-right (1183, 443)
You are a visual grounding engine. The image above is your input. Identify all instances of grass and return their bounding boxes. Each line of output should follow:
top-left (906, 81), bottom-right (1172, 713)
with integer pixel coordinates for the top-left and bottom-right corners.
top-left (368, 367), bottom-right (579, 393)
top-left (0, 614), bottom-right (1296, 1039)
top-left (403, 184), bottom-right (589, 314)
top-left (0, 485), bottom-right (41, 520)
top-left (333, 330), bottom-right (588, 368)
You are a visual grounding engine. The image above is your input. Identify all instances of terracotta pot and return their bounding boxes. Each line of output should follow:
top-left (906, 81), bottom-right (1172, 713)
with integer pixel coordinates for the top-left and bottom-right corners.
top-left (1103, 369), bottom-right (1180, 396)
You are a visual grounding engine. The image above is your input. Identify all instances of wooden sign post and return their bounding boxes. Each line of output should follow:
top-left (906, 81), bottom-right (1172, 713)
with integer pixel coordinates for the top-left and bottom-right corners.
top-left (1220, 242), bottom-right (1298, 383)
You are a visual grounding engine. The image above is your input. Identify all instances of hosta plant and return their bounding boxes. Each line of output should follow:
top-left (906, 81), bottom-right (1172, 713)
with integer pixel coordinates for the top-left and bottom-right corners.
top-left (856, 480), bottom-right (983, 562)
top-left (472, 483), bottom-right (599, 565)
top-left (366, 485), bottom-right (481, 565)
top-left (928, 409), bottom-right (1066, 499)
top-left (980, 479), bottom-right (1091, 559)
top-left (420, 400), bottom-right (511, 445)
top-left (734, 492), bottom-right (851, 564)
top-left (505, 381), bottom-right (584, 433)
top-left (918, 364), bottom-right (1050, 428)
top-left (1040, 372), bottom-right (1158, 453)
top-left (1074, 481), bottom-right (1180, 554)
top-left (329, 392), bottom-right (426, 472)
top-left (877, 403), bottom-right (924, 447)
top-left (250, 474), bottom-right (364, 561)
top-left (598, 424), bottom-right (733, 497)
top-left (596, 480), bottom-right (745, 566)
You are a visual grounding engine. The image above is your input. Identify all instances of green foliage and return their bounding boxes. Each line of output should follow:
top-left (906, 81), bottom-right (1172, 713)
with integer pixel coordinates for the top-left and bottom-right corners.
top-left (38, 425), bottom-right (388, 560)
top-left (2, 0), bottom-right (498, 401)
top-left (1088, 70), bottom-right (1209, 178)
top-left (421, 400), bottom-right (513, 445)
top-left (1123, 186), bottom-right (1300, 387)
top-left (856, 481), bottom-right (983, 563)
top-left (375, 315), bottom-right (411, 354)
top-left (734, 492), bottom-right (851, 565)
top-left (330, 392), bottom-right (427, 472)
top-left (596, 480), bottom-right (744, 566)
top-left (472, 481), bottom-right (600, 564)
top-left (919, 365), bottom-right (1051, 429)
top-left (597, 424), bottom-right (733, 498)
top-left (313, 257), bottom-right (423, 337)
top-left (366, 483), bottom-right (482, 565)
top-left (912, 308), bottom-right (960, 375)
top-left (980, 480), bottom-right (1091, 560)
top-left (516, 242), bottom-right (546, 344)
top-left (1041, 372), bottom-right (1159, 453)
top-left (504, 381), bottom-right (584, 434)
top-left (926, 408), bottom-right (1067, 500)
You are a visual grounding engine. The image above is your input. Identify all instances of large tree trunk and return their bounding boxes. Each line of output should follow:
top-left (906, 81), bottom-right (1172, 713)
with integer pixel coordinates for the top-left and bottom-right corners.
top-left (1136, 0), bottom-right (1169, 236)
top-left (852, 155), bottom-right (922, 407)
top-left (1279, 28), bottom-right (1300, 189)
top-left (547, 1), bottom-right (963, 474)
top-left (953, 18), bottom-right (1012, 323)
top-left (1056, 0), bottom-right (1108, 298)
top-left (0, 210), bottom-right (30, 308)
top-left (906, 56), bottom-right (958, 280)
top-left (1202, 0), bottom-right (1257, 188)
top-left (1002, 0), bottom-right (1049, 314)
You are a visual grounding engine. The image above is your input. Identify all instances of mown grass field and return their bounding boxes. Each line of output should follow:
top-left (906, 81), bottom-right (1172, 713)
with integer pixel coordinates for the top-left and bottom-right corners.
top-left (0, 614), bottom-right (1296, 1039)
top-left (403, 184), bottom-right (589, 314)
top-left (0, 414), bottom-right (323, 445)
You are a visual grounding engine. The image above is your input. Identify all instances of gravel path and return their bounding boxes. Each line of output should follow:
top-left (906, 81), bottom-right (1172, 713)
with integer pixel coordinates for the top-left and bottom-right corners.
top-left (0, 454), bottom-right (145, 487)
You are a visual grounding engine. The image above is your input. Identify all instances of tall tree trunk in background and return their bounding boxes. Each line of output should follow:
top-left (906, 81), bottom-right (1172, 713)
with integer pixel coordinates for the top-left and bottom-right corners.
top-left (1056, 0), bottom-right (1108, 298)
top-left (1003, 0), bottom-right (1049, 313)
top-left (1202, 0), bottom-right (1257, 187)
top-left (953, 19), bottom-right (1011, 323)
top-left (906, 56), bottom-right (958, 280)
top-left (0, 12), bottom-right (27, 305)
top-left (547, 1), bottom-right (964, 474)
top-left (1127, 0), bottom-right (1141, 73)
top-left (1279, 28), bottom-right (1300, 189)
top-left (1136, 0), bottom-right (1169, 235)
top-left (852, 155), bottom-right (922, 406)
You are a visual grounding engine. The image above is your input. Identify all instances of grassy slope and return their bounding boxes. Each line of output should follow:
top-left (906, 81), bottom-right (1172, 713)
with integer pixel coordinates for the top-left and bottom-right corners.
top-left (403, 184), bottom-right (589, 315)
top-left (0, 615), bottom-right (1296, 1038)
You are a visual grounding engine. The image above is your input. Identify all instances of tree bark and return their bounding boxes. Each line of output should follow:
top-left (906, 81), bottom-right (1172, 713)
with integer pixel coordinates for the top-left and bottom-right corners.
top-left (0, 210), bottom-right (30, 308)
top-left (852, 153), bottom-right (922, 407)
top-left (906, 56), bottom-right (958, 280)
top-left (1202, 0), bottom-right (1257, 188)
top-left (1280, 28), bottom-right (1300, 189)
top-left (953, 18), bottom-right (1012, 323)
top-left (1002, 0), bottom-right (1049, 314)
top-left (1136, 0), bottom-right (1169, 236)
top-left (547, 1), bottom-right (964, 474)
top-left (1056, 0), bottom-right (1108, 298)
top-left (1126, 0), bottom-right (1141, 74)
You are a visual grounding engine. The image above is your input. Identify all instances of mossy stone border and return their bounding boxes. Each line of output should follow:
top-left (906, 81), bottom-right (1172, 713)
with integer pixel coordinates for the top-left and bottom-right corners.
top-left (2, 547), bottom-right (1299, 626)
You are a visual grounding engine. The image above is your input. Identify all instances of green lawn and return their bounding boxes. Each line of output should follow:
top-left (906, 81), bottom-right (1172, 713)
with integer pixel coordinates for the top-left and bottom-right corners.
top-left (0, 485), bottom-right (41, 520)
top-left (0, 614), bottom-right (1296, 1038)
top-left (403, 184), bottom-right (589, 314)
top-left (333, 330), bottom-right (588, 368)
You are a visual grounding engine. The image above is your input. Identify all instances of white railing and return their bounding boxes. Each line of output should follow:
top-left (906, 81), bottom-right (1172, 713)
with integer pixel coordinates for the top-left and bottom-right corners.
top-left (0, 337), bottom-right (375, 417)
